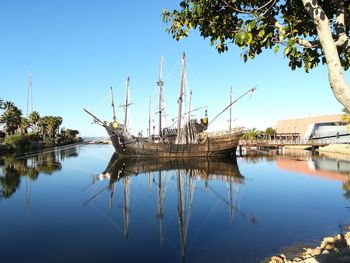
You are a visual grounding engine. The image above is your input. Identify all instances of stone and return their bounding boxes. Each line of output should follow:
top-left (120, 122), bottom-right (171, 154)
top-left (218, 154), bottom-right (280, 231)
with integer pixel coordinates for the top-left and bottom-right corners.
top-left (291, 256), bottom-right (303, 262)
top-left (302, 258), bottom-right (318, 263)
top-left (309, 248), bottom-right (321, 256)
top-left (269, 255), bottom-right (286, 263)
top-left (345, 232), bottom-right (350, 246)
top-left (321, 249), bottom-right (330, 255)
top-left (323, 237), bottom-right (336, 243)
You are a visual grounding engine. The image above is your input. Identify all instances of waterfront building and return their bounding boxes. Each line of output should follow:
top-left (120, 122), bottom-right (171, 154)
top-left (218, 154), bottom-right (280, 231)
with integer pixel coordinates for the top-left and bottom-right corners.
top-left (275, 114), bottom-right (350, 142)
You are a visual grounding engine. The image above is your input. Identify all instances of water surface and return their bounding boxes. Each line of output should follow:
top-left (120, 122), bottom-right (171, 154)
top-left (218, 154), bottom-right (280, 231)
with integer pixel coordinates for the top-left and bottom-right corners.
top-left (0, 145), bottom-right (349, 263)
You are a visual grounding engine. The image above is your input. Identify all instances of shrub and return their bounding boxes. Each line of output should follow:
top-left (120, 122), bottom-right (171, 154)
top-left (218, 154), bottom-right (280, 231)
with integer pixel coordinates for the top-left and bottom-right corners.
top-left (4, 134), bottom-right (33, 151)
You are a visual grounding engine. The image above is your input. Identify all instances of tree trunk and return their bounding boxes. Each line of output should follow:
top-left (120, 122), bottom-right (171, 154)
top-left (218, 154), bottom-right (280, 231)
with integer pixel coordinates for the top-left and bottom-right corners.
top-left (302, 0), bottom-right (350, 111)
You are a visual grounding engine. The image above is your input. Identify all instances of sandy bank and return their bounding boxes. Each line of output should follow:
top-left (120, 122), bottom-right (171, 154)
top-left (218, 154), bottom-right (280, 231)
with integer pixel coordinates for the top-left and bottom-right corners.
top-left (318, 144), bottom-right (350, 155)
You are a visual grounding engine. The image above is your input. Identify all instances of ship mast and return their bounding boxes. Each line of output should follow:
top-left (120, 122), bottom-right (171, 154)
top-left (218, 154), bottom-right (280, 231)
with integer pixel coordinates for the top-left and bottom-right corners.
top-left (176, 52), bottom-right (186, 144)
top-left (157, 171), bottom-right (165, 245)
top-left (157, 56), bottom-right (164, 138)
top-left (176, 169), bottom-right (194, 260)
top-left (148, 96), bottom-right (152, 140)
top-left (123, 176), bottom-right (131, 239)
top-left (124, 77), bottom-right (130, 126)
top-left (227, 176), bottom-right (234, 224)
top-left (229, 86), bottom-right (232, 130)
top-left (110, 86), bottom-right (117, 122)
top-left (187, 90), bottom-right (192, 143)
top-left (177, 170), bottom-right (186, 259)
top-left (148, 171), bottom-right (153, 194)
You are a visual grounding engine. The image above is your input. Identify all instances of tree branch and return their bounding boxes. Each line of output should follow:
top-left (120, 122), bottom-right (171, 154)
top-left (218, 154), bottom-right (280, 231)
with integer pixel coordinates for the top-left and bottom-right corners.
top-left (274, 21), bottom-right (320, 48)
top-left (335, 35), bottom-right (350, 52)
top-left (334, 0), bottom-right (349, 52)
top-left (335, 0), bottom-right (346, 35)
top-left (220, 0), bottom-right (277, 15)
top-left (302, 0), bottom-right (350, 111)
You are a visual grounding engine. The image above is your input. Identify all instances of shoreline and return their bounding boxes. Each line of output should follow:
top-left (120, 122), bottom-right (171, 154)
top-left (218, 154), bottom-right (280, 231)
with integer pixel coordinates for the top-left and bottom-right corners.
top-left (267, 228), bottom-right (350, 262)
top-left (84, 139), bottom-right (111, 145)
top-left (317, 144), bottom-right (350, 156)
top-left (0, 140), bottom-right (84, 156)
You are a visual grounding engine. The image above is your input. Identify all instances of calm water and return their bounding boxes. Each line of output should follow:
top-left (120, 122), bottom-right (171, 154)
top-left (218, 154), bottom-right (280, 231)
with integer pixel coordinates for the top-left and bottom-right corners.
top-left (1, 145), bottom-right (350, 263)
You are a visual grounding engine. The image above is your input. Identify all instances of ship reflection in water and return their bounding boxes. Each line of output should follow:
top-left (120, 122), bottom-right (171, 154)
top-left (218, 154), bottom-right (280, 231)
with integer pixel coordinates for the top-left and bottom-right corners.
top-left (86, 154), bottom-right (254, 260)
top-left (2, 145), bottom-right (350, 263)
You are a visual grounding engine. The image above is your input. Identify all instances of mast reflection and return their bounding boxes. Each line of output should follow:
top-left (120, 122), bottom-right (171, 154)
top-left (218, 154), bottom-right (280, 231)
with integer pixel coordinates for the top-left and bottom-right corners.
top-left (90, 154), bottom-right (250, 260)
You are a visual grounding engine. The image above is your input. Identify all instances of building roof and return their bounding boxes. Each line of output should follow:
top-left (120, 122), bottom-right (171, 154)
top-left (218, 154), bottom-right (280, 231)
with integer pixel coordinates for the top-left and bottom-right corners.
top-left (276, 114), bottom-right (343, 137)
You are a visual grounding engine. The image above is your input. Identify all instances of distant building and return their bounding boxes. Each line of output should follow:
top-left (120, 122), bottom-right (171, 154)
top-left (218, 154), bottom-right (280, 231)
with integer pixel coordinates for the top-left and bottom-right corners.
top-left (275, 114), bottom-right (350, 142)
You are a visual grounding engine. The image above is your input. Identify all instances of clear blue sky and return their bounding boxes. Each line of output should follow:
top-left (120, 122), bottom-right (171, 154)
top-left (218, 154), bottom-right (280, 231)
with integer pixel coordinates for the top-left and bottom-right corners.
top-left (0, 0), bottom-right (347, 137)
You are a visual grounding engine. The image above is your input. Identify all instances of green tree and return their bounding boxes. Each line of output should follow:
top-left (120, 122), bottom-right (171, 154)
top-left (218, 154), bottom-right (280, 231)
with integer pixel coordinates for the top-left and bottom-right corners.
top-left (163, 0), bottom-right (350, 112)
top-left (64, 129), bottom-right (79, 139)
top-left (3, 101), bottom-right (15, 110)
top-left (28, 111), bottom-right (40, 134)
top-left (243, 128), bottom-right (263, 139)
top-left (264, 127), bottom-right (276, 140)
top-left (19, 117), bottom-right (30, 135)
top-left (38, 116), bottom-right (62, 139)
top-left (0, 102), bottom-right (22, 135)
top-left (341, 107), bottom-right (350, 121)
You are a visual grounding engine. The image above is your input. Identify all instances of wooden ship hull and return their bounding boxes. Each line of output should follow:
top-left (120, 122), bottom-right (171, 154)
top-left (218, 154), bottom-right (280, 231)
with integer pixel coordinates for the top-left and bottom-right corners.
top-left (95, 152), bottom-right (245, 183)
top-left (105, 126), bottom-right (244, 158)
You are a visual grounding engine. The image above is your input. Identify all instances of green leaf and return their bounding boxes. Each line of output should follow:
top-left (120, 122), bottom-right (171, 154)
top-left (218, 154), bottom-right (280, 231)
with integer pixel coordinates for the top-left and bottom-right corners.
top-left (245, 32), bottom-right (253, 45)
top-left (235, 33), bottom-right (244, 45)
top-left (283, 47), bottom-right (291, 56)
top-left (258, 29), bottom-right (265, 38)
top-left (279, 34), bottom-right (285, 41)
top-left (274, 45), bottom-right (279, 54)
top-left (242, 53), bottom-right (248, 62)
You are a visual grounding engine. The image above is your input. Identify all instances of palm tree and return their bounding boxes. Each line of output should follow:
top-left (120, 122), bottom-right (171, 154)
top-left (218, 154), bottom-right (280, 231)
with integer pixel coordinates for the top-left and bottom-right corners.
top-left (28, 111), bottom-right (40, 134)
top-left (47, 116), bottom-right (62, 139)
top-left (3, 101), bottom-right (16, 110)
top-left (264, 127), bottom-right (276, 140)
top-left (38, 117), bottom-right (48, 138)
top-left (0, 104), bottom-right (22, 135)
top-left (19, 117), bottom-right (30, 135)
top-left (38, 116), bottom-right (63, 139)
top-left (0, 98), bottom-right (4, 110)
top-left (243, 128), bottom-right (263, 140)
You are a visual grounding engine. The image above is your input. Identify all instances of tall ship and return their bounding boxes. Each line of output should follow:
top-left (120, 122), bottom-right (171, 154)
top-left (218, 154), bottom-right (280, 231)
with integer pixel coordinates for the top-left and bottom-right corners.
top-left (85, 53), bottom-right (255, 158)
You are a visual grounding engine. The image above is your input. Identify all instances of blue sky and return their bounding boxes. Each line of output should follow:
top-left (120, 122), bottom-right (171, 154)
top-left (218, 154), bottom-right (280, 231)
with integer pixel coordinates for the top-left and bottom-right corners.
top-left (0, 0), bottom-right (347, 137)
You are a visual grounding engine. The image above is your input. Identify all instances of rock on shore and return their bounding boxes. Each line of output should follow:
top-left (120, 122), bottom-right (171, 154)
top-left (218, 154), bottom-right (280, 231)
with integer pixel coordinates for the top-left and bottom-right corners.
top-left (267, 231), bottom-right (350, 263)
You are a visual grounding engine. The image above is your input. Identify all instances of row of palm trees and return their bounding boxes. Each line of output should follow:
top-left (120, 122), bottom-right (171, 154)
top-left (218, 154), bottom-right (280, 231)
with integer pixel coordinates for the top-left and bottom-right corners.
top-left (0, 98), bottom-right (71, 140)
top-left (242, 127), bottom-right (277, 140)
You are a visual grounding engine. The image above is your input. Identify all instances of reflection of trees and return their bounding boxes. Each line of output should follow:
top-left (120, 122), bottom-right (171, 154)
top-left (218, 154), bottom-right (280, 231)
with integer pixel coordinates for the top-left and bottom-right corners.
top-left (0, 156), bottom-right (27, 199)
top-left (343, 176), bottom-right (350, 199)
top-left (58, 146), bottom-right (79, 161)
top-left (34, 151), bottom-right (62, 175)
top-left (0, 146), bottom-right (79, 200)
top-left (0, 167), bottom-right (21, 199)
